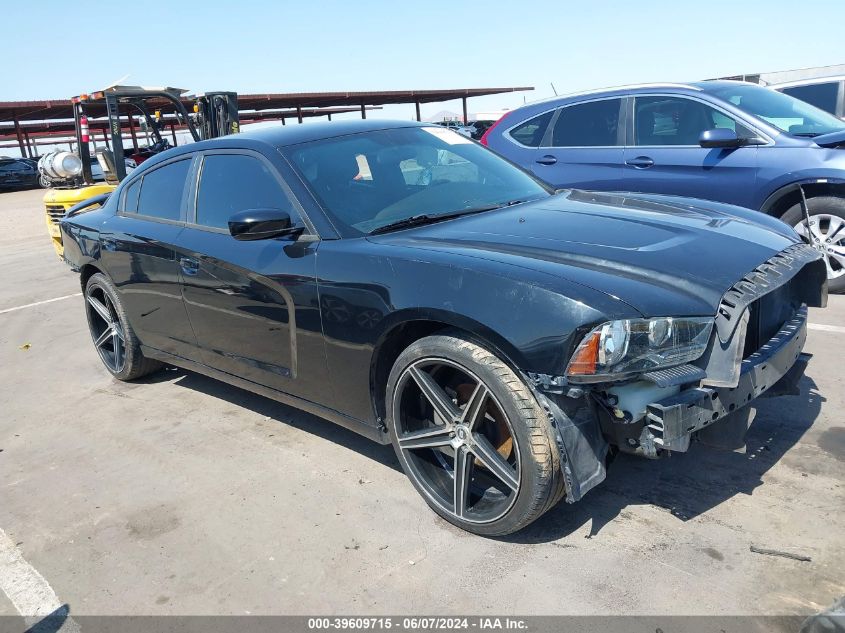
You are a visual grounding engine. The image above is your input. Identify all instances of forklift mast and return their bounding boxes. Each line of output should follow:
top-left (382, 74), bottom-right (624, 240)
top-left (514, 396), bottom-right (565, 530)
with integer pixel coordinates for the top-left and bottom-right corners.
top-left (195, 92), bottom-right (240, 140)
top-left (71, 86), bottom-right (239, 185)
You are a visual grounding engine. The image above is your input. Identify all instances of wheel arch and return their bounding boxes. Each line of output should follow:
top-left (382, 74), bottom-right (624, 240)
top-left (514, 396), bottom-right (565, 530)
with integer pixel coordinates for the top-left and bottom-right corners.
top-left (369, 310), bottom-right (526, 425)
top-left (760, 179), bottom-right (845, 218)
top-left (79, 262), bottom-right (105, 291)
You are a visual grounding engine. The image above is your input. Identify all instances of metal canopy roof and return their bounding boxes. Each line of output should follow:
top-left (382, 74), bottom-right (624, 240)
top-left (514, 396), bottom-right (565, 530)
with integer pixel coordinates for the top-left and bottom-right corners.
top-left (0, 106), bottom-right (382, 146)
top-left (0, 87), bottom-right (532, 123)
top-left (0, 86), bottom-right (533, 156)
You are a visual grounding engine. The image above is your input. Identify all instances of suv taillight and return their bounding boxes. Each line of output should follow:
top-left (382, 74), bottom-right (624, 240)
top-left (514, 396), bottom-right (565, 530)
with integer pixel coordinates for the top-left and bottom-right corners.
top-left (479, 112), bottom-right (511, 147)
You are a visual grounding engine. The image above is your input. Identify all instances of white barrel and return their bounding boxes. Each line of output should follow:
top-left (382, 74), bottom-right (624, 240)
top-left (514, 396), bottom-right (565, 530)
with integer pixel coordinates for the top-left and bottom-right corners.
top-left (38, 151), bottom-right (83, 180)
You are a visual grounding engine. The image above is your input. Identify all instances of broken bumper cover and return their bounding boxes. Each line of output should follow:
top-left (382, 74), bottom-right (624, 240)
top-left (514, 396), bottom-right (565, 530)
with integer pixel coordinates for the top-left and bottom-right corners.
top-left (644, 305), bottom-right (809, 452)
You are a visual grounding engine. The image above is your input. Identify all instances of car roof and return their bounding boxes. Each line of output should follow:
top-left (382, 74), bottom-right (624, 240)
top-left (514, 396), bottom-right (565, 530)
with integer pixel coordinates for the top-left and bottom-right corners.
top-left (497, 80), bottom-right (775, 124)
top-left (118, 119), bottom-right (437, 174)
top-left (524, 82), bottom-right (704, 106)
top-left (237, 119), bottom-right (429, 147)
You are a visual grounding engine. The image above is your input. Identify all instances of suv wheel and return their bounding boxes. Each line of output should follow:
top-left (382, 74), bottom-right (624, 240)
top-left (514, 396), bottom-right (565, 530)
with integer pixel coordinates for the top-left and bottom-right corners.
top-left (386, 332), bottom-right (565, 536)
top-left (781, 196), bottom-right (845, 293)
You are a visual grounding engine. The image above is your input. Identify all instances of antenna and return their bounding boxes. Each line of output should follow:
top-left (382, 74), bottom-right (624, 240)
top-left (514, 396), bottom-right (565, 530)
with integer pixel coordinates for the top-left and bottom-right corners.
top-left (550, 82), bottom-right (558, 96)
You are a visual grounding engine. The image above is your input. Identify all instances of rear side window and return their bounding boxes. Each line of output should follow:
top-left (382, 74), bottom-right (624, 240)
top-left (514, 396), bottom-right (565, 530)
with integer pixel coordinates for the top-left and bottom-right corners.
top-left (196, 154), bottom-right (290, 230)
top-left (508, 111), bottom-right (553, 147)
top-left (136, 159), bottom-right (191, 221)
top-left (551, 98), bottom-right (622, 147)
top-left (780, 82), bottom-right (840, 115)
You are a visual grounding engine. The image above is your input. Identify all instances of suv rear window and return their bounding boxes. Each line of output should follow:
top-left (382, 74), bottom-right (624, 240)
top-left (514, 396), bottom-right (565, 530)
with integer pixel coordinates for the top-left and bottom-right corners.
top-left (780, 82), bottom-right (840, 116)
top-left (508, 111), bottom-right (553, 147)
top-left (551, 98), bottom-right (622, 147)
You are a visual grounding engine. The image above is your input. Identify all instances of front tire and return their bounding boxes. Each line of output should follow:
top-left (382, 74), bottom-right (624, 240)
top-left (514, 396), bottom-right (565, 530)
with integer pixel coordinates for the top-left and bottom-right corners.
top-left (386, 333), bottom-right (565, 536)
top-left (780, 195), bottom-right (845, 293)
top-left (84, 273), bottom-right (162, 380)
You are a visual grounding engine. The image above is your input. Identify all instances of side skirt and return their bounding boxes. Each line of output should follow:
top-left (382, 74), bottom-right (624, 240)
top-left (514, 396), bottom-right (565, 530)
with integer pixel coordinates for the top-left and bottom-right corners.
top-left (141, 345), bottom-right (390, 445)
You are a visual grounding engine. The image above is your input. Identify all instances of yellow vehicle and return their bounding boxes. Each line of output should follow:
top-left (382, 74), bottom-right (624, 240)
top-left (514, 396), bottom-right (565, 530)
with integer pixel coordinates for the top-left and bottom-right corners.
top-left (43, 85), bottom-right (238, 257)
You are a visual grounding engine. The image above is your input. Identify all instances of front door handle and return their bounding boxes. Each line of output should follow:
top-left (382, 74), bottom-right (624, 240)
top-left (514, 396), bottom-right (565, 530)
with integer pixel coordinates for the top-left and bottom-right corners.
top-left (625, 156), bottom-right (654, 169)
top-left (179, 256), bottom-right (199, 276)
top-left (535, 155), bottom-right (557, 166)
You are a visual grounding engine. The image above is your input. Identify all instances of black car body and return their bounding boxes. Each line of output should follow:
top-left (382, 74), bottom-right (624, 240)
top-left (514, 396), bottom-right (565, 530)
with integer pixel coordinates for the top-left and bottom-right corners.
top-left (0, 158), bottom-right (39, 190)
top-left (59, 120), bottom-right (828, 535)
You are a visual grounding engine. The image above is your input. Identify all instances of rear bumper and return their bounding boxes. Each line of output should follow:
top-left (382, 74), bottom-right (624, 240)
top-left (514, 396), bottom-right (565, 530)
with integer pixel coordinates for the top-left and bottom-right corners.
top-left (644, 305), bottom-right (809, 452)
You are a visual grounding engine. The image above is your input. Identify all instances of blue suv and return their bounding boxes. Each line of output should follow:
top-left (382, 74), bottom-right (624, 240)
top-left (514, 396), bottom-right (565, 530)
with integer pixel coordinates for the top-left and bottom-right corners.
top-left (481, 81), bottom-right (845, 291)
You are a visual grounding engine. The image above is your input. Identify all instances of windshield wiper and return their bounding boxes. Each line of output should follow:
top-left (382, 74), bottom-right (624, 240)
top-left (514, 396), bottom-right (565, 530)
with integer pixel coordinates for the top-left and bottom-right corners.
top-left (369, 212), bottom-right (472, 235)
top-left (369, 199), bottom-right (534, 236)
top-left (369, 205), bottom-right (503, 235)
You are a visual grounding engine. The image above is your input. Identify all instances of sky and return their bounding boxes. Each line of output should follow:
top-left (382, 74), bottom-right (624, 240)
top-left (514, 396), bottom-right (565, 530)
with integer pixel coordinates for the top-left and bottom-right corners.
top-left (3, 0), bottom-right (845, 153)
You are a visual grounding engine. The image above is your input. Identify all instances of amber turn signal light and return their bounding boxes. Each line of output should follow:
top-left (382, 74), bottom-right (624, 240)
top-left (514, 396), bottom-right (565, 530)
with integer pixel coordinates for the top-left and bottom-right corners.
top-left (567, 331), bottom-right (600, 375)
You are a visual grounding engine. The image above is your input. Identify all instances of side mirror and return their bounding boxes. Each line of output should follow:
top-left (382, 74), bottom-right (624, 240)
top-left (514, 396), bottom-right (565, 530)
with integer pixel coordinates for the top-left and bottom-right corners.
top-left (699, 128), bottom-right (742, 148)
top-left (228, 208), bottom-right (302, 241)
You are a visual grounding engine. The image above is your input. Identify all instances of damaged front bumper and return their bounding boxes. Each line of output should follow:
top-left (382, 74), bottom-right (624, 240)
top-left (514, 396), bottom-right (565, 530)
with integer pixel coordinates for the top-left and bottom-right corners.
top-left (530, 242), bottom-right (827, 505)
top-left (643, 305), bottom-right (809, 453)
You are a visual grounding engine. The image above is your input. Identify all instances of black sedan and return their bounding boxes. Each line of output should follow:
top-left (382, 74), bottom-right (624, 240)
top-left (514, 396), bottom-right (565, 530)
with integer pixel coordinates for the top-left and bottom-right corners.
top-left (0, 158), bottom-right (40, 190)
top-left (59, 120), bottom-right (827, 535)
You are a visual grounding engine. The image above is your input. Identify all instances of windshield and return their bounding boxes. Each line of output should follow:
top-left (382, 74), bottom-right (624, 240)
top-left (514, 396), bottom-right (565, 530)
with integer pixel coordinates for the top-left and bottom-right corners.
top-left (706, 83), bottom-right (845, 137)
top-left (285, 126), bottom-right (549, 236)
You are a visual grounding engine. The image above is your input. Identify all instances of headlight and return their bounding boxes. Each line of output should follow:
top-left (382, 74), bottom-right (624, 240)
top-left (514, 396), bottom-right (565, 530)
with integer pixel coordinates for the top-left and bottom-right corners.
top-left (566, 316), bottom-right (713, 382)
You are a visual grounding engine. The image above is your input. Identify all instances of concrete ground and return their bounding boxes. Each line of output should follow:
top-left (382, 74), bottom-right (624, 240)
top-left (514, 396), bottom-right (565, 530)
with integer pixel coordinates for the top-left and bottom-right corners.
top-left (0, 188), bottom-right (842, 618)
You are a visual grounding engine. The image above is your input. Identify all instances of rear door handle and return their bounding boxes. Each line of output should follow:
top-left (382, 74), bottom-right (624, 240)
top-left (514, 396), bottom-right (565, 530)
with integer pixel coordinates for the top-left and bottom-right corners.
top-left (625, 156), bottom-right (654, 169)
top-left (179, 256), bottom-right (199, 276)
top-left (535, 155), bottom-right (557, 166)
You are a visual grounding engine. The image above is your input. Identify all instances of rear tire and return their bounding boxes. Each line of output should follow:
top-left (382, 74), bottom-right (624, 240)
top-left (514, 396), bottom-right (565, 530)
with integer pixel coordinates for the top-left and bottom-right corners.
top-left (84, 273), bottom-right (162, 381)
top-left (386, 332), bottom-right (565, 536)
top-left (780, 195), bottom-right (845, 293)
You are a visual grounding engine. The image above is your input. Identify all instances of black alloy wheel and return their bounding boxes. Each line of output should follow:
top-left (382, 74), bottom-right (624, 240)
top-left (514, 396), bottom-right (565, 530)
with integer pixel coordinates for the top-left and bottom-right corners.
top-left (86, 284), bottom-right (126, 374)
top-left (84, 273), bottom-right (162, 380)
top-left (387, 333), bottom-right (565, 536)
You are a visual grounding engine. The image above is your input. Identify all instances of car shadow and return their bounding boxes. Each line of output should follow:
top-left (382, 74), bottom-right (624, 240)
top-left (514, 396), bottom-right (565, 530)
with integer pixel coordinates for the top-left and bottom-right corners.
top-left (138, 366), bottom-right (401, 472)
top-left (24, 603), bottom-right (74, 633)
top-left (137, 368), bottom-right (823, 542)
top-left (505, 374), bottom-right (825, 544)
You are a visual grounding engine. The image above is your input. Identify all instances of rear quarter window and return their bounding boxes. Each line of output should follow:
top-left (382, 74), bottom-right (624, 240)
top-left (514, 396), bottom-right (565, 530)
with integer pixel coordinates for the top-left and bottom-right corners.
top-left (121, 179), bottom-right (141, 213)
top-left (508, 111), bottom-right (553, 147)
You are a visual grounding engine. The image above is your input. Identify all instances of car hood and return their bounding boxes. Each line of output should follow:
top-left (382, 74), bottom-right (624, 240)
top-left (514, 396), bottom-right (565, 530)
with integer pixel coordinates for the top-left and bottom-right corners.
top-left (371, 190), bottom-right (803, 317)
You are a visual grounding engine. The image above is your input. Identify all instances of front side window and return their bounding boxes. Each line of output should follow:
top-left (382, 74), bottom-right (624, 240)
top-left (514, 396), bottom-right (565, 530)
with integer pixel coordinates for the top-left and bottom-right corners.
top-left (136, 159), bottom-right (191, 221)
top-left (634, 96), bottom-right (753, 146)
top-left (195, 154), bottom-right (290, 230)
top-left (551, 98), bottom-right (622, 147)
top-left (286, 126), bottom-right (548, 236)
top-left (508, 111), bottom-right (553, 147)
top-left (707, 83), bottom-right (845, 137)
top-left (780, 82), bottom-right (840, 116)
